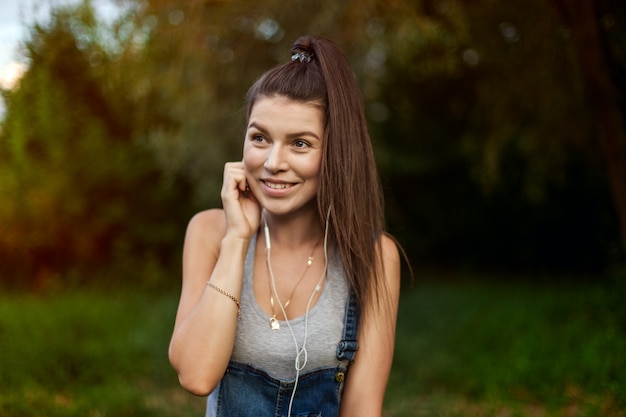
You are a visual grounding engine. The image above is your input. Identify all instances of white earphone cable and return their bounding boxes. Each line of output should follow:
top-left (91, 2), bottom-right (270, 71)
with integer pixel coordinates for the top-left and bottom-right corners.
top-left (264, 207), bottom-right (331, 416)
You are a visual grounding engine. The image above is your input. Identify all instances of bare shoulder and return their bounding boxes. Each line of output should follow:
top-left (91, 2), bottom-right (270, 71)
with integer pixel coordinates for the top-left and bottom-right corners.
top-left (379, 234), bottom-right (400, 264)
top-left (377, 234), bottom-right (400, 273)
top-left (188, 208), bottom-right (226, 233)
top-left (377, 234), bottom-right (402, 296)
top-left (185, 209), bottom-right (227, 255)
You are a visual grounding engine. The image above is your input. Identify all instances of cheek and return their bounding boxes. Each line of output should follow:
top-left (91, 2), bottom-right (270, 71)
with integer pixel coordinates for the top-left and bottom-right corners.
top-left (305, 156), bottom-right (322, 179)
top-left (242, 145), bottom-right (263, 171)
top-left (307, 166), bottom-right (321, 181)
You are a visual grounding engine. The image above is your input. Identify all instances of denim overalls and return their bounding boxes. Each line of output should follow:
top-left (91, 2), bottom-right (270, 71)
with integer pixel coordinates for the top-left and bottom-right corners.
top-left (206, 291), bottom-right (360, 417)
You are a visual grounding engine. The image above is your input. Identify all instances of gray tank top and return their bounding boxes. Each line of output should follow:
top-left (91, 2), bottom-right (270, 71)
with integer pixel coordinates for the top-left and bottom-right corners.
top-left (230, 234), bottom-right (350, 381)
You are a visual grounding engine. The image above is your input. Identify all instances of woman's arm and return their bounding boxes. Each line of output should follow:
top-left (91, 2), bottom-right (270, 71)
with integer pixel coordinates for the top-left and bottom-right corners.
top-left (168, 209), bottom-right (249, 395)
top-left (339, 234), bottom-right (402, 417)
top-left (168, 162), bottom-right (261, 396)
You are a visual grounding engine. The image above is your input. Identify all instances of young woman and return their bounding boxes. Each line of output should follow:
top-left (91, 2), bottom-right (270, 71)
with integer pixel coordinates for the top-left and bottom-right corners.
top-left (168, 35), bottom-right (401, 417)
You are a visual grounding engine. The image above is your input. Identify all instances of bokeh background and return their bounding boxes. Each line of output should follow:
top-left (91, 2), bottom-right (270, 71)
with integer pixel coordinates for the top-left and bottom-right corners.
top-left (0, 0), bottom-right (624, 416)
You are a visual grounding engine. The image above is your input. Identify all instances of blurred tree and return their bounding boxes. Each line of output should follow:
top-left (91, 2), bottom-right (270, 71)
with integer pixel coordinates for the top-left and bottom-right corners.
top-left (3, 0), bottom-right (621, 282)
top-left (0, 2), bottom-right (187, 287)
top-left (121, 0), bottom-right (623, 270)
top-left (552, 0), bottom-right (626, 253)
top-left (367, 0), bottom-right (624, 269)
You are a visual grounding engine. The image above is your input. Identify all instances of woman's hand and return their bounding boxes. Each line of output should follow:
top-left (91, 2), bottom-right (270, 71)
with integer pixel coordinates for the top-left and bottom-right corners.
top-left (221, 161), bottom-right (261, 240)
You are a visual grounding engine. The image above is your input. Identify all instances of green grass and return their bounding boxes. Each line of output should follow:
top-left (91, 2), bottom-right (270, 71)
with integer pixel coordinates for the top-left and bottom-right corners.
top-left (0, 289), bottom-right (206, 416)
top-left (386, 277), bottom-right (626, 416)
top-left (0, 276), bottom-right (624, 416)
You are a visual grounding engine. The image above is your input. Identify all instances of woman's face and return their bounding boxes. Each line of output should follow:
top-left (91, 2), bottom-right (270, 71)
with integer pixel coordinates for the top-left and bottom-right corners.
top-left (243, 95), bottom-right (324, 217)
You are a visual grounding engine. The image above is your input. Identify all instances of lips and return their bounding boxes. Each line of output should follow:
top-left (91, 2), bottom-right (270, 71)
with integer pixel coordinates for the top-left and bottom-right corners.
top-left (261, 180), bottom-right (294, 190)
top-left (260, 179), bottom-right (298, 197)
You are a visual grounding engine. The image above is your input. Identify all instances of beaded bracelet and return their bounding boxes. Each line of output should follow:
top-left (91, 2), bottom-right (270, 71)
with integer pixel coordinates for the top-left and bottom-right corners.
top-left (207, 281), bottom-right (241, 319)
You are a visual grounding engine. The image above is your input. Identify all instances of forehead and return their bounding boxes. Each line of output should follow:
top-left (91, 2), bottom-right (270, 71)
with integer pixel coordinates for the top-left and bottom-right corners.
top-left (248, 96), bottom-right (324, 133)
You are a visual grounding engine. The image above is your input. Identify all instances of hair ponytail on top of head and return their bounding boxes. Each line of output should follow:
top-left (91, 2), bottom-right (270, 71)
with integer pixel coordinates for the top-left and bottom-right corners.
top-left (246, 36), bottom-right (326, 117)
top-left (246, 35), bottom-right (387, 318)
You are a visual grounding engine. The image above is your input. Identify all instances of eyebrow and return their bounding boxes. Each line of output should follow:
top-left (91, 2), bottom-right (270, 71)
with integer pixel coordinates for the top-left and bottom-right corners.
top-left (247, 121), bottom-right (321, 141)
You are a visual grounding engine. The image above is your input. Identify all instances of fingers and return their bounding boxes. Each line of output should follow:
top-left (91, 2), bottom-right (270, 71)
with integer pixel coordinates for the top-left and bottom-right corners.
top-left (222, 162), bottom-right (246, 196)
top-left (221, 162), bottom-right (261, 238)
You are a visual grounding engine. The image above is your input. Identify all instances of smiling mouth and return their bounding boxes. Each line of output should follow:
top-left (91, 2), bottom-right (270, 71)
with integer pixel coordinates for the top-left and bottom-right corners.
top-left (262, 180), bottom-right (294, 190)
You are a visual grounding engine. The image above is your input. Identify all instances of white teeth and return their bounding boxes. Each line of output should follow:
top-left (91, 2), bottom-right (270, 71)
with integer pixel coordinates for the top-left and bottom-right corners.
top-left (265, 181), bottom-right (291, 189)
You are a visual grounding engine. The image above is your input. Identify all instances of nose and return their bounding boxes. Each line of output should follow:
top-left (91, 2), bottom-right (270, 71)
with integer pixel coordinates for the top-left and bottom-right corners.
top-left (264, 144), bottom-right (288, 173)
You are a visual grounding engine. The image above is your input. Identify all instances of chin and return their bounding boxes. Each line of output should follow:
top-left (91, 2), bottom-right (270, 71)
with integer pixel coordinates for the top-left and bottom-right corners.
top-left (260, 199), bottom-right (317, 218)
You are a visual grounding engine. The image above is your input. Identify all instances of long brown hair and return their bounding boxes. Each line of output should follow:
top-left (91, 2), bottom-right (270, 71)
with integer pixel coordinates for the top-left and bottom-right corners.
top-left (246, 35), bottom-right (387, 316)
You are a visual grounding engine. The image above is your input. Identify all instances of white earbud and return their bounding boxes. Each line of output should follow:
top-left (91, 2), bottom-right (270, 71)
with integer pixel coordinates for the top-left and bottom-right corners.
top-left (264, 219), bottom-right (271, 250)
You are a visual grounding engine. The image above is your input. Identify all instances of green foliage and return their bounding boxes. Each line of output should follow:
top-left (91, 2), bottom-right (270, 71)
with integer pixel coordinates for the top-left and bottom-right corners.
top-left (1, 0), bottom-right (624, 281)
top-left (0, 2), bottom-right (189, 285)
top-left (122, 0), bottom-right (623, 270)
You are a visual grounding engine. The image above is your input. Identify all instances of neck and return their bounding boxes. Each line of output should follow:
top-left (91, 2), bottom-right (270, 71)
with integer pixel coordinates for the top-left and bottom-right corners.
top-left (261, 208), bottom-right (323, 249)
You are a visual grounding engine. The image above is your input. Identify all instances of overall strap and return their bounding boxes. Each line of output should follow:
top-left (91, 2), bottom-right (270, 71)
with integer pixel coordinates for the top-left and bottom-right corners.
top-left (336, 290), bottom-right (360, 362)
